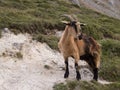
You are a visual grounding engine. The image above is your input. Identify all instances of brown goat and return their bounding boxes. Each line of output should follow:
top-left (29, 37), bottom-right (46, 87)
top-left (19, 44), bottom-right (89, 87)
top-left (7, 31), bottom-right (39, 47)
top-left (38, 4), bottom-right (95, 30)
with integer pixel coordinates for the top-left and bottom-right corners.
top-left (58, 15), bottom-right (101, 81)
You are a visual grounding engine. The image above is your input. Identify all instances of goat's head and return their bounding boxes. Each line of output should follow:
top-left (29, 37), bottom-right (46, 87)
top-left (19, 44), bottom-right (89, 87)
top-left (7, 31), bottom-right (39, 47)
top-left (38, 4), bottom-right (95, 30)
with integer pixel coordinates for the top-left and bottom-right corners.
top-left (61, 14), bottom-right (86, 36)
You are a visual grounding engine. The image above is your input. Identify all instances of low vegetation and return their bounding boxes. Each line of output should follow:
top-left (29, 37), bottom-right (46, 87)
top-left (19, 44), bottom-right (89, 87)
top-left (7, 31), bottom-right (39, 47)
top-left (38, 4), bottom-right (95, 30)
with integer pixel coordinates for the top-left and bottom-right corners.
top-left (33, 33), bottom-right (59, 50)
top-left (0, 0), bottom-right (120, 40)
top-left (99, 39), bottom-right (120, 82)
top-left (54, 81), bottom-right (120, 90)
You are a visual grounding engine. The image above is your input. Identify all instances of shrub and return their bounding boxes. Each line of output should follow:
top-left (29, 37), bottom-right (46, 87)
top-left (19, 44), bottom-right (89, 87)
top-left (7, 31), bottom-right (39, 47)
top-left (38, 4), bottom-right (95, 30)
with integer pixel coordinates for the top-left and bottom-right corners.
top-left (33, 34), bottom-right (59, 50)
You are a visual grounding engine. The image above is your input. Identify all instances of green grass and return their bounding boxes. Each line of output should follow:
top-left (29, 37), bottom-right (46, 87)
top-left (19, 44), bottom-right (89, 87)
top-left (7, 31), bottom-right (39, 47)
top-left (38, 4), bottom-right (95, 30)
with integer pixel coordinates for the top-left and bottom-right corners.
top-left (99, 39), bottom-right (120, 82)
top-left (53, 81), bottom-right (120, 90)
top-left (0, 0), bottom-right (71, 33)
top-left (0, 0), bottom-right (120, 39)
top-left (100, 39), bottom-right (120, 56)
top-left (33, 33), bottom-right (59, 50)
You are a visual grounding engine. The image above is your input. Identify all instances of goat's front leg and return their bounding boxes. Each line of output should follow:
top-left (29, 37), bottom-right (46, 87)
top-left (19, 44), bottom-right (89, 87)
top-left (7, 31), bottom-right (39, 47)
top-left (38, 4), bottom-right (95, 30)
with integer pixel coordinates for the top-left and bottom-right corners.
top-left (74, 52), bottom-right (81, 80)
top-left (64, 58), bottom-right (69, 78)
top-left (75, 62), bottom-right (81, 80)
top-left (83, 54), bottom-right (99, 81)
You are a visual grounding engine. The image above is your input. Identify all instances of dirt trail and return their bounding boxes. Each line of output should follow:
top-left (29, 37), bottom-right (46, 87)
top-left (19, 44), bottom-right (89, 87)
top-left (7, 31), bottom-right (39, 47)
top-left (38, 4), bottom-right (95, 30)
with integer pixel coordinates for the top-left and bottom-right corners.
top-left (0, 29), bottom-right (111, 90)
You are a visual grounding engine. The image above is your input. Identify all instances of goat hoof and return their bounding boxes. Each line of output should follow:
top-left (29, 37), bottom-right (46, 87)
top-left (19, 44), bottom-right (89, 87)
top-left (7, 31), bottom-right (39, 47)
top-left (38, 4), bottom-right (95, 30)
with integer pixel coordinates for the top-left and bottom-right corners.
top-left (64, 72), bottom-right (69, 78)
top-left (93, 74), bottom-right (98, 81)
top-left (76, 76), bottom-right (81, 80)
top-left (93, 68), bottom-right (98, 81)
top-left (93, 77), bottom-right (98, 81)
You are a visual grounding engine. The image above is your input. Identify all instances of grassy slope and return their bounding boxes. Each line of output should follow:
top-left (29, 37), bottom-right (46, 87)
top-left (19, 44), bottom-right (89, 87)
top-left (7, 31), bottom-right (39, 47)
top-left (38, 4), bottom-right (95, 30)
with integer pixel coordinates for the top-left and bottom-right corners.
top-left (0, 0), bottom-right (120, 39)
top-left (54, 81), bottom-right (120, 90)
top-left (0, 0), bottom-right (120, 89)
top-left (100, 39), bottom-right (120, 82)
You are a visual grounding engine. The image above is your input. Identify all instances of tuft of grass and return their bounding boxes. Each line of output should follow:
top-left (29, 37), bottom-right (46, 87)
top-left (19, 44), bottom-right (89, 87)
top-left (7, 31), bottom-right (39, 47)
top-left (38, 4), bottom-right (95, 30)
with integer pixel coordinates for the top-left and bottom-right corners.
top-left (44, 65), bottom-right (51, 70)
top-left (16, 52), bottom-right (23, 59)
top-left (53, 83), bottom-right (67, 90)
top-left (78, 7), bottom-right (120, 40)
top-left (67, 81), bottom-right (79, 90)
top-left (106, 82), bottom-right (120, 90)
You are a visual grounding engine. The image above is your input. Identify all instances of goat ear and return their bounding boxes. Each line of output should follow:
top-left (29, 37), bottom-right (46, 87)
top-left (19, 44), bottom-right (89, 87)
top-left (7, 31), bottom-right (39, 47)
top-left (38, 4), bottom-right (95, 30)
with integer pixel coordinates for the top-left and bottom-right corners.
top-left (61, 21), bottom-right (69, 24)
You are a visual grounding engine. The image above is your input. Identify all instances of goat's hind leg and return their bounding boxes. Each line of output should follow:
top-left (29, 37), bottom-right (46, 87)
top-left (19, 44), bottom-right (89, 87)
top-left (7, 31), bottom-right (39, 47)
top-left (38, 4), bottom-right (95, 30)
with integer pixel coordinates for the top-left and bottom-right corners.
top-left (93, 55), bottom-right (100, 81)
top-left (82, 54), bottom-right (99, 81)
top-left (87, 57), bottom-right (99, 81)
top-left (64, 57), bottom-right (69, 78)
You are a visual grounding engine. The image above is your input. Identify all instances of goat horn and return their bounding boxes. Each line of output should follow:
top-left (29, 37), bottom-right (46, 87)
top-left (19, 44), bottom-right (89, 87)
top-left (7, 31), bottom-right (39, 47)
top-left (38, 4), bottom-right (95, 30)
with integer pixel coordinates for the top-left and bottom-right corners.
top-left (80, 23), bottom-right (87, 26)
top-left (72, 14), bottom-right (78, 21)
top-left (61, 21), bottom-right (69, 24)
top-left (61, 14), bottom-right (75, 21)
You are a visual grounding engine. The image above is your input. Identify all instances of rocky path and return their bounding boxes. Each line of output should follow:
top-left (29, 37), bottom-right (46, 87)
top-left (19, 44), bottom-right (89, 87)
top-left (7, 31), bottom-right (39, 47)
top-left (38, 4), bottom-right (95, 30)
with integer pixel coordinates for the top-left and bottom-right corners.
top-left (0, 29), bottom-right (111, 90)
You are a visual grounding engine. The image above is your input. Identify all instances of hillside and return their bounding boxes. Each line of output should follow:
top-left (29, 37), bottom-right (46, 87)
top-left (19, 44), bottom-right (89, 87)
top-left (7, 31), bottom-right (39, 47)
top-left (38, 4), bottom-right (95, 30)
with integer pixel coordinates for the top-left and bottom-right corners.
top-left (0, 0), bottom-right (120, 40)
top-left (0, 0), bottom-right (120, 90)
top-left (70, 0), bottom-right (120, 20)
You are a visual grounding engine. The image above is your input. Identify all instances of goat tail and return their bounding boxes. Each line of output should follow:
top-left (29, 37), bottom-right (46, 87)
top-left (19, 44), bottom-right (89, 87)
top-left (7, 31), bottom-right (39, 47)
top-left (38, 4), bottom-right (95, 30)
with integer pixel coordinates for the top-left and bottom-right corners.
top-left (93, 51), bottom-right (99, 57)
top-left (93, 51), bottom-right (101, 68)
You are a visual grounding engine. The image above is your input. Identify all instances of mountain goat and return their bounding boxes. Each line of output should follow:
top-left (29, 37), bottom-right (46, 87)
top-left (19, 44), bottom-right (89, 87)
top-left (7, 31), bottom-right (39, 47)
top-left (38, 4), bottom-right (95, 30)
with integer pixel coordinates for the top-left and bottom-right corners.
top-left (58, 15), bottom-right (101, 81)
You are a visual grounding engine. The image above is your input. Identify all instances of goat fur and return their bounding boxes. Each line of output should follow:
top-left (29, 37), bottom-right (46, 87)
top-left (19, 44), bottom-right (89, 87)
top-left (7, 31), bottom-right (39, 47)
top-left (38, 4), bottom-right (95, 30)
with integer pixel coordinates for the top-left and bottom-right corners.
top-left (58, 21), bottom-right (101, 80)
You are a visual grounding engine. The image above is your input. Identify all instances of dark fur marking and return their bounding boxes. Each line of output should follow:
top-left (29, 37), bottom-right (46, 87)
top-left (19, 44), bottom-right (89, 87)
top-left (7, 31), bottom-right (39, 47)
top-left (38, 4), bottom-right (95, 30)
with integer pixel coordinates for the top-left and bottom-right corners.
top-left (71, 55), bottom-right (74, 59)
top-left (78, 33), bottom-right (83, 40)
top-left (75, 63), bottom-right (81, 80)
top-left (84, 36), bottom-right (99, 53)
top-left (64, 60), bottom-right (69, 78)
top-left (67, 21), bottom-right (78, 33)
top-left (93, 68), bottom-right (98, 81)
top-left (80, 54), bottom-right (98, 81)
top-left (80, 54), bottom-right (95, 68)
